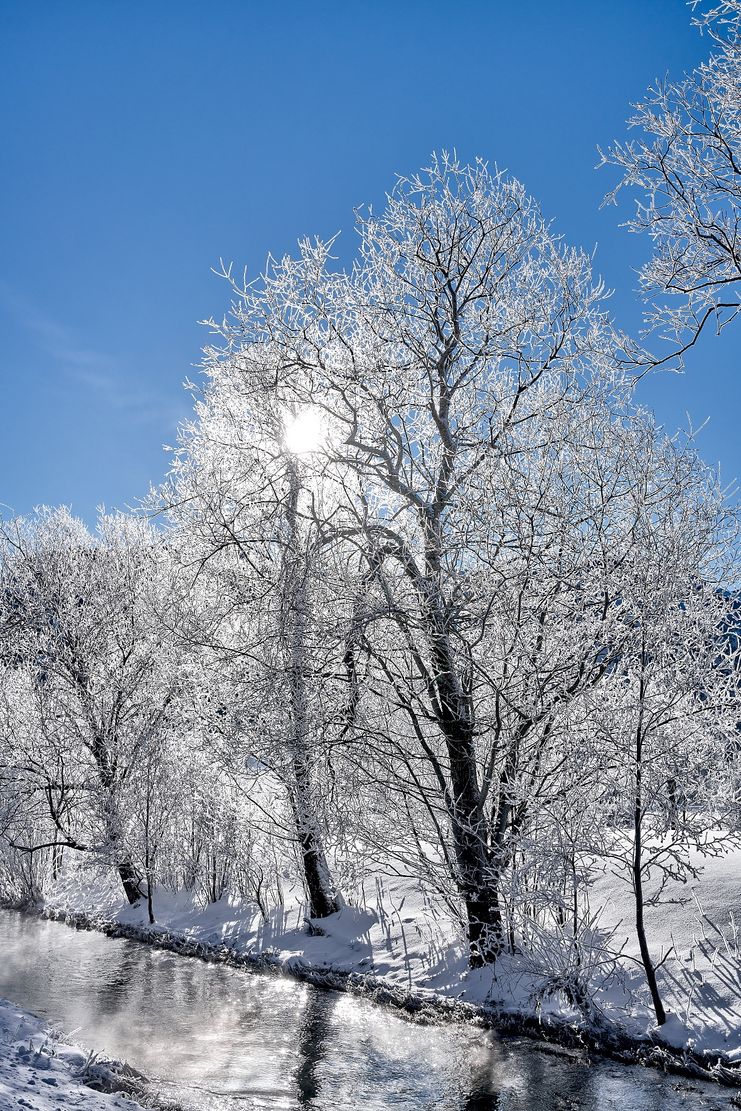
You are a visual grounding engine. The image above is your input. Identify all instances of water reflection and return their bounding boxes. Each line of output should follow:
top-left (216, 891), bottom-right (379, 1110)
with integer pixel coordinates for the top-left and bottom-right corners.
top-left (0, 910), bottom-right (733, 1111)
top-left (461, 1034), bottom-right (502, 1110)
top-left (463, 1091), bottom-right (501, 1111)
top-left (295, 989), bottom-right (332, 1105)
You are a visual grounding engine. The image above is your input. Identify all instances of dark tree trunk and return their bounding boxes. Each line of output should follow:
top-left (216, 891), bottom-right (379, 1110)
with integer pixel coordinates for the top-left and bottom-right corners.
top-left (117, 859), bottom-right (144, 906)
top-left (634, 834), bottom-right (666, 1025)
top-left (436, 667), bottom-right (502, 965)
top-left (422, 510), bottom-right (502, 967)
top-left (634, 706), bottom-right (666, 1026)
top-left (667, 776), bottom-right (679, 831)
top-left (301, 832), bottom-right (342, 920)
top-left (463, 889), bottom-right (502, 967)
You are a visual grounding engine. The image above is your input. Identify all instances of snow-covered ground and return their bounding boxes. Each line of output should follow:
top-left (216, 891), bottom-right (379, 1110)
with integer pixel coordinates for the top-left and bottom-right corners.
top-left (0, 996), bottom-right (147, 1111)
top-left (36, 846), bottom-right (741, 1069)
top-left (592, 848), bottom-right (741, 1060)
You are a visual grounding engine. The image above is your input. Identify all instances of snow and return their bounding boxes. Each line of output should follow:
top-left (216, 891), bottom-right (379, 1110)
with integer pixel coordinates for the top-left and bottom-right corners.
top-left (592, 848), bottom-right (741, 1059)
top-left (37, 845), bottom-right (741, 1068)
top-left (0, 996), bottom-right (146, 1111)
top-left (2, 847), bottom-right (740, 1108)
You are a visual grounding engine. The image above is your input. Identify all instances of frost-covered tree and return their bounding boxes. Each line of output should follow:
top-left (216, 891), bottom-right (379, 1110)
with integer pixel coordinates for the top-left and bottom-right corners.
top-left (0, 508), bottom-right (191, 906)
top-left (187, 154), bottom-right (641, 963)
top-left (163, 355), bottom-right (350, 919)
top-left (602, 1), bottom-right (741, 366)
top-left (582, 428), bottom-right (741, 1025)
top-left (192, 152), bottom-right (741, 970)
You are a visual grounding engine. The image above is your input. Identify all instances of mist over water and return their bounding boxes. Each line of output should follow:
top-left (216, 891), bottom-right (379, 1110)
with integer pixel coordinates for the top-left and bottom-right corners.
top-left (0, 910), bottom-right (731, 1110)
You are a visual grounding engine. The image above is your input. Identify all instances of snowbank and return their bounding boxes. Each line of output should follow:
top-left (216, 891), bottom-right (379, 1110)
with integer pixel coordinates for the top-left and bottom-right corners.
top-left (592, 848), bottom-right (741, 1061)
top-left (32, 846), bottom-right (741, 1079)
top-left (0, 996), bottom-right (150, 1111)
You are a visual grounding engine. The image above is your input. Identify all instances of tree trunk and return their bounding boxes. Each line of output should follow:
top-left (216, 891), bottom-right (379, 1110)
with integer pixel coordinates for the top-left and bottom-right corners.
top-left (284, 456), bottom-right (343, 920)
top-left (104, 790), bottom-right (142, 906)
top-left (421, 514), bottom-right (501, 966)
top-left (88, 722), bottom-right (143, 906)
top-left (430, 635), bottom-right (501, 963)
top-left (117, 859), bottom-right (144, 906)
top-left (634, 836), bottom-right (666, 1025)
top-left (51, 836), bottom-right (63, 881)
top-left (299, 820), bottom-right (342, 920)
top-left (104, 801), bottom-right (143, 906)
top-left (634, 712), bottom-right (666, 1026)
top-left (106, 801), bottom-right (143, 906)
top-left (446, 730), bottom-right (502, 966)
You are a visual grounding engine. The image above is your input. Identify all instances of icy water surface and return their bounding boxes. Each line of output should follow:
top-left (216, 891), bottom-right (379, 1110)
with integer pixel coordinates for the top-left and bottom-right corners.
top-left (0, 909), bottom-right (734, 1110)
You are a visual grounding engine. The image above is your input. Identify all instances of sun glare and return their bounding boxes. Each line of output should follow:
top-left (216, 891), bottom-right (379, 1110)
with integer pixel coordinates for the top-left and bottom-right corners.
top-left (283, 408), bottom-right (324, 455)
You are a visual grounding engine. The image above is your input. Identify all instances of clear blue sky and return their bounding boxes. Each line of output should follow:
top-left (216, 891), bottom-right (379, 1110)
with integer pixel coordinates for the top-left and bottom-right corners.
top-left (1, 0), bottom-right (739, 523)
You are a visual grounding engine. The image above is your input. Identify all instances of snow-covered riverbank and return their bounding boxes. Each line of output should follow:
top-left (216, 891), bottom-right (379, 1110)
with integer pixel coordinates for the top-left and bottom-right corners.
top-left (16, 846), bottom-right (741, 1087)
top-left (0, 997), bottom-right (152, 1111)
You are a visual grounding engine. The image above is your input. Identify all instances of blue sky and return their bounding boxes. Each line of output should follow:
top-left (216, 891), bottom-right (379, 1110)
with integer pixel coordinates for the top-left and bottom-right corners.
top-left (1, 0), bottom-right (739, 524)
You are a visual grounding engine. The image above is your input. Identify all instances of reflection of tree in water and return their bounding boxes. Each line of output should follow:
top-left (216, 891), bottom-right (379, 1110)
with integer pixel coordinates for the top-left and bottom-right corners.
top-left (294, 988), bottom-right (334, 1106)
top-left (486, 1044), bottom-right (606, 1111)
top-left (92, 945), bottom-right (201, 1033)
top-left (93, 942), bottom-right (142, 1014)
top-left (461, 1086), bottom-right (501, 1111)
top-left (460, 1036), bottom-right (502, 1111)
top-left (462, 1093), bottom-right (501, 1111)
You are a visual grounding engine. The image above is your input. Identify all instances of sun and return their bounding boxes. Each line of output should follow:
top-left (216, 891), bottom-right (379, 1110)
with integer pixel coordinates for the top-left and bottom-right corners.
top-left (283, 408), bottom-right (324, 455)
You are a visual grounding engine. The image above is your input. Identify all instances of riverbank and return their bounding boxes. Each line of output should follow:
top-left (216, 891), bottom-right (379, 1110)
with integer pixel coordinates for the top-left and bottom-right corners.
top-left (0, 995), bottom-right (167, 1111)
top-left (4, 908), bottom-right (737, 1111)
top-left (6, 854), bottom-right (741, 1092)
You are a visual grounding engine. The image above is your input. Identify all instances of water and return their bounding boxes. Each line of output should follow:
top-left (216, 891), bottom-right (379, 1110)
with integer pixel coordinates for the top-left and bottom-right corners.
top-left (0, 909), bottom-right (733, 1110)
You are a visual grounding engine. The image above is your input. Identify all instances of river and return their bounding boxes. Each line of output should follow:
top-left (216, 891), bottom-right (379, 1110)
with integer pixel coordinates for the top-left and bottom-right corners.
top-left (0, 909), bottom-right (734, 1110)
